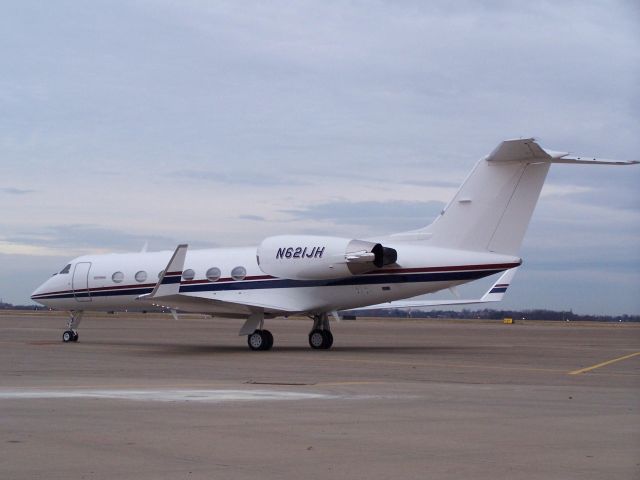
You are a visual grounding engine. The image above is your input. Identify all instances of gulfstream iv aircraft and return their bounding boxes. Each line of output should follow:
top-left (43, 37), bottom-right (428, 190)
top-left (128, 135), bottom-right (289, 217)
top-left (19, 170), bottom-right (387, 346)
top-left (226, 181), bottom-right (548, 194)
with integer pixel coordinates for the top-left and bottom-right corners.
top-left (31, 139), bottom-right (638, 350)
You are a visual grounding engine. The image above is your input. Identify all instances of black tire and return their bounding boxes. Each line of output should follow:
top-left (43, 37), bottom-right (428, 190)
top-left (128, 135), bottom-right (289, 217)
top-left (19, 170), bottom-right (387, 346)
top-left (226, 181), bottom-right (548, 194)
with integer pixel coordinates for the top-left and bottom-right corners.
top-left (247, 330), bottom-right (265, 351)
top-left (72, 332), bottom-right (79, 342)
top-left (62, 330), bottom-right (73, 343)
top-left (321, 330), bottom-right (333, 349)
top-left (262, 330), bottom-right (274, 351)
top-left (308, 329), bottom-right (325, 349)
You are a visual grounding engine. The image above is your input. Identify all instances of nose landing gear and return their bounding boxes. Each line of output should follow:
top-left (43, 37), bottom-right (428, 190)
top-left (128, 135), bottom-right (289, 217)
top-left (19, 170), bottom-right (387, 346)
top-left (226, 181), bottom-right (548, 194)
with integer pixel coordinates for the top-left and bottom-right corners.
top-left (62, 311), bottom-right (83, 343)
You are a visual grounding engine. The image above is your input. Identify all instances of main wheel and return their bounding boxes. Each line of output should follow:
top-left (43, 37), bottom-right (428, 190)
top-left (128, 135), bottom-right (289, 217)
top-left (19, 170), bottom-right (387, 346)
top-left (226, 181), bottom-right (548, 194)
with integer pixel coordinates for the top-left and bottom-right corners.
top-left (262, 329), bottom-right (274, 351)
top-left (62, 330), bottom-right (74, 343)
top-left (321, 330), bottom-right (333, 349)
top-left (247, 330), bottom-right (268, 351)
top-left (72, 332), bottom-right (79, 342)
top-left (309, 329), bottom-right (325, 349)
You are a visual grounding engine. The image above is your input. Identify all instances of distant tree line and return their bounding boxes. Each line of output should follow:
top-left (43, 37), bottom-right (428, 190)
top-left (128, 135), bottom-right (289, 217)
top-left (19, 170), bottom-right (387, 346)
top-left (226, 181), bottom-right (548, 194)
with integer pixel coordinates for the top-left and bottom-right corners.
top-left (0, 301), bottom-right (47, 311)
top-left (348, 308), bottom-right (639, 322)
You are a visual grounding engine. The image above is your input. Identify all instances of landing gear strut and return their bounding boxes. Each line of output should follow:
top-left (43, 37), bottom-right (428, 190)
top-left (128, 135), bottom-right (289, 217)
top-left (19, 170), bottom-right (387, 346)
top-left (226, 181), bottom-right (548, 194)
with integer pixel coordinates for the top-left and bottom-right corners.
top-left (62, 311), bottom-right (83, 343)
top-left (309, 313), bottom-right (333, 350)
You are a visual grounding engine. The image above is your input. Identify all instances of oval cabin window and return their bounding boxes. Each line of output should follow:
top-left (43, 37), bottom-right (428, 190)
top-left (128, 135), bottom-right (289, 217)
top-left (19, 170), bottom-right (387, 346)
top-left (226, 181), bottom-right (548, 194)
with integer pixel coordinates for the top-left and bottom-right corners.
top-left (206, 267), bottom-right (221, 282)
top-left (135, 270), bottom-right (147, 283)
top-left (112, 271), bottom-right (124, 283)
top-left (231, 266), bottom-right (246, 281)
top-left (182, 269), bottom-right (195, 281)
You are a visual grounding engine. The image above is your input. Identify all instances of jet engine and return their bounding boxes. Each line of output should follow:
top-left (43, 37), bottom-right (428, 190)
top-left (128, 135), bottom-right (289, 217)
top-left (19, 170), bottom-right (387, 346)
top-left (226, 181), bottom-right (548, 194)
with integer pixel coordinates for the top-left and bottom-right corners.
top-left (257, 235), bottom-right (397, 280)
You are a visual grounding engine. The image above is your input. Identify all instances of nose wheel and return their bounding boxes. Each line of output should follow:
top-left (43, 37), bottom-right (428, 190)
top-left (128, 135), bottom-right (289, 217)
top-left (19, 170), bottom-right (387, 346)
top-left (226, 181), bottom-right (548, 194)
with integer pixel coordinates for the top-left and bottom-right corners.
top-left (247, 329), bottom-right (274, 351)
top-left (62, 311), bottom-right (83, 343)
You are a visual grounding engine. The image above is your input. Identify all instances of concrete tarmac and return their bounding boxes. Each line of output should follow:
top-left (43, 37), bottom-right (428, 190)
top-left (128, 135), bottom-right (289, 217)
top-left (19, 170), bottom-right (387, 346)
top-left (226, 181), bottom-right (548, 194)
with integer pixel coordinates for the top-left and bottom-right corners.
top-left (1, 311), bottom-right (639, 479)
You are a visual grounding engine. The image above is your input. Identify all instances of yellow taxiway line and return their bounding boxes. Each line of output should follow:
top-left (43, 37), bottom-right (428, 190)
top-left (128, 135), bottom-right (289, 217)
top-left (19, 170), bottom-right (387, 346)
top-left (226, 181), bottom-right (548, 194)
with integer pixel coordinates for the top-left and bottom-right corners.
top-left (569, 351), bottom-right (640, 375)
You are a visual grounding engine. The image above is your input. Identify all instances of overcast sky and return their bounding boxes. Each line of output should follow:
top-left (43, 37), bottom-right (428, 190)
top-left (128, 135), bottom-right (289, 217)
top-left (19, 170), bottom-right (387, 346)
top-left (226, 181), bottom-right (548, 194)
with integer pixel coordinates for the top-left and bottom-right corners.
top-left (1, 0), bottom-right (639, 314)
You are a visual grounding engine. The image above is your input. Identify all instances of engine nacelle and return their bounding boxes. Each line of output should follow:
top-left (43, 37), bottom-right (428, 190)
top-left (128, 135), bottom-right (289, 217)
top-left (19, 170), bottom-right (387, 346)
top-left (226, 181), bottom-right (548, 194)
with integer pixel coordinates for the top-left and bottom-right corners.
top-left (257, 235), bottom-right (397, 280)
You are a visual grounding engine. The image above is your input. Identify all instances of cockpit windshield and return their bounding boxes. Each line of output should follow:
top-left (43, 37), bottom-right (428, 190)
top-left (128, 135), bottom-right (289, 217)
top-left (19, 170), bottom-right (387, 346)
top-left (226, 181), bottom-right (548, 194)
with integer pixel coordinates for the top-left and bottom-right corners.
top-left (59, 264), bottom-right (71, 274)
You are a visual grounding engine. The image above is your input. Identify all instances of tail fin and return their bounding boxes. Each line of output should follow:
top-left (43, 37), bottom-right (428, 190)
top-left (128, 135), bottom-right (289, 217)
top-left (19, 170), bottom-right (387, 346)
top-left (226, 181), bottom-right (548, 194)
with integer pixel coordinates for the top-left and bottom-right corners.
top-left (410, 139), bottom-right (637, 255)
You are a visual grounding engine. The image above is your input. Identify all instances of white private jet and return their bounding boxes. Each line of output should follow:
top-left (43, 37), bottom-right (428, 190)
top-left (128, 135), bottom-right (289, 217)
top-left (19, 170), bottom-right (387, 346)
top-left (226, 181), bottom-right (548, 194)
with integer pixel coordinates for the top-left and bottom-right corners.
top-left (31, 139), bottom-right (637, 350)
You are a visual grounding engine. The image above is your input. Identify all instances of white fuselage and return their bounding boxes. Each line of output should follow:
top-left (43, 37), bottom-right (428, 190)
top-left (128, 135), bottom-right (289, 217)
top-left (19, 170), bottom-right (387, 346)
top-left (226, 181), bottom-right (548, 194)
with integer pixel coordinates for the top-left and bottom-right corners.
top-left (31, 241), bottom-right (521, 316)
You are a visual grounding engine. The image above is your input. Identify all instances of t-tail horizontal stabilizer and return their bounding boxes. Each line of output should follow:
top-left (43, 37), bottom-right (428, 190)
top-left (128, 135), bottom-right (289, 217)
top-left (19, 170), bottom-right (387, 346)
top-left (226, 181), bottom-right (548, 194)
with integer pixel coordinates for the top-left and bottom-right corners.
top-left (137, 244), bottom-right (188, 300)
top-left (486, 138), bottom-right (639, 165)
top-left (345, 268), bottom-right (518, 311)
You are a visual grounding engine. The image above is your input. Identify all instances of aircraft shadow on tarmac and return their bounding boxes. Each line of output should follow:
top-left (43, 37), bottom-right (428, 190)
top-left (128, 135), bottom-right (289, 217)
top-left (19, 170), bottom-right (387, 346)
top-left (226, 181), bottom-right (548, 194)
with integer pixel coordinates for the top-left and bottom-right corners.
top-left (86, 340), bottom-right (480, 356)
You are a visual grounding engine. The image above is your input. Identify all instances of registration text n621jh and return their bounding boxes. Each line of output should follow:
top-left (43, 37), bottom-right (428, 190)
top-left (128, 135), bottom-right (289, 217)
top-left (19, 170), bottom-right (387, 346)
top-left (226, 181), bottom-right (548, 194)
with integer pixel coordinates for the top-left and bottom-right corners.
top-left (276, 247), bottom-right (325, 259)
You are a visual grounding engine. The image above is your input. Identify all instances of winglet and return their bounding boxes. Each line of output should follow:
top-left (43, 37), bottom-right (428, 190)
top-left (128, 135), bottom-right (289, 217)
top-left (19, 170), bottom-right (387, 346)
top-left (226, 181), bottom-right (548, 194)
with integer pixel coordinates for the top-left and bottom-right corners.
top-left (480, 267), bottom-right (518, 302)
top-left (138, 244), bottom-right (188, 300)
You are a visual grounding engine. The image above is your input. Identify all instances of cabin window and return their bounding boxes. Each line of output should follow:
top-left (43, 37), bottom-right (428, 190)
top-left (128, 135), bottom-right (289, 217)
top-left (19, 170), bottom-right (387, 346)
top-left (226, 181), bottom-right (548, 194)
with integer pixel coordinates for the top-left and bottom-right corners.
top-left (206, 267), bottom-right (221, 282)
top-left (182, 269), bottom-right (195, 281)
top-left (231, 266), bottom-right (246, 281)
top-left (112, 271), bottom-right (124, 283)
top-left (135, 271), bottom-right (147, 283)
top-left (59, 264), bottom-right (71, 274)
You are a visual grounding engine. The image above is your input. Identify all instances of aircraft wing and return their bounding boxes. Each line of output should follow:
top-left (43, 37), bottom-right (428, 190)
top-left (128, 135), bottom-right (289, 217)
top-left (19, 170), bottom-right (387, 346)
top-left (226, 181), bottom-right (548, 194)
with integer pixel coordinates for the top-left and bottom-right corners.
top-left (138, 292), bottom-right (294, 318)
top-left (136, 244), bottom-right (307, 317)
top-left (344, 268), bottom-right (518, 312)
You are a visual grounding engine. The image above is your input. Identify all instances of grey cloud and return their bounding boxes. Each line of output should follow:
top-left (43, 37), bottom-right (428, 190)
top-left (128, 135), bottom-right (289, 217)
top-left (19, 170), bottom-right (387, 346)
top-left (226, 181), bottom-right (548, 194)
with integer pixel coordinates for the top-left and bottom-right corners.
top-left (238, 214), bottom-right (265, 221)
top-left (402, 179), bottom-right (460, 188)
top-left (285, 200), bottom-right (444, 230)
top-left (173, 169), bottom-right (308, 187)
top-left (5, 225), bottom-right (214, 252)
top-left (1, 187), bottom-right (35, 195)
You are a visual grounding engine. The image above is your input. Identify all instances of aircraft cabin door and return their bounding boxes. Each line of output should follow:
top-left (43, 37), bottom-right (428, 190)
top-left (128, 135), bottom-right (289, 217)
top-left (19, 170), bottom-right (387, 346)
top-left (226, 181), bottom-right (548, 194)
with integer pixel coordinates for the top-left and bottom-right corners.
top-left (72, 262), bottom-right (92, 302)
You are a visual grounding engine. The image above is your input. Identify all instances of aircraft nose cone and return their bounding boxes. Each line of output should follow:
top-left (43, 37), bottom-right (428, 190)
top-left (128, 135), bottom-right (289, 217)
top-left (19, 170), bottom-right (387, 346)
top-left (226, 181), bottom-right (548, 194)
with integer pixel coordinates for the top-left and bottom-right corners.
top-left (31, 281), bottom-right (48, 302)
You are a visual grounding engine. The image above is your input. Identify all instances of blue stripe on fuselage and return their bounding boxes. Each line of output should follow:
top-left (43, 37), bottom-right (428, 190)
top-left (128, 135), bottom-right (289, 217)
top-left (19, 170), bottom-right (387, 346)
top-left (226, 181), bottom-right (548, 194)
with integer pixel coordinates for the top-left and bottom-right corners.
top-left (161, 276), bottom-right (182, 285)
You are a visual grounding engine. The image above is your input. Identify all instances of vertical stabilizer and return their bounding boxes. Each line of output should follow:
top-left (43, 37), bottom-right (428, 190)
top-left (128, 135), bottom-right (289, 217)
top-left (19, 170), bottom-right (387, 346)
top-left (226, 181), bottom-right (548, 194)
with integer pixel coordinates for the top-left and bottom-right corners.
top-left (421, 139), bottom-right (550, 255)
top-left (413, 138), bottom-right (637, 255)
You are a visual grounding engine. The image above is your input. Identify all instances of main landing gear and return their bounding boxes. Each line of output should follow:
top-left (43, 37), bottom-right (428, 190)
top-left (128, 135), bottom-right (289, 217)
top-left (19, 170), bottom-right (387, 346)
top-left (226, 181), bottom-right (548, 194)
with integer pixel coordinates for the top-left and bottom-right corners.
top-left (308, 313), bottom-right (333, 350)
top-left (241, 311), bottom-right (335, 351)
top-left (62, 311), bottom-right (83, 343)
